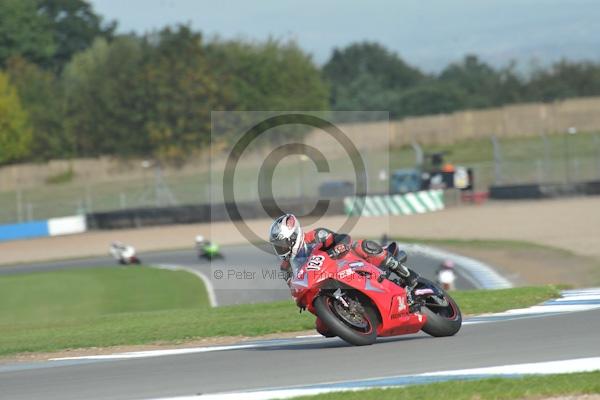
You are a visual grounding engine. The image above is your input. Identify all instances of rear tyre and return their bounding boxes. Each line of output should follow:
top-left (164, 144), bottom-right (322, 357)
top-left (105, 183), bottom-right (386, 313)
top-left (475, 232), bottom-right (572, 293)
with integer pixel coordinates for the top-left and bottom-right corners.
top-left (313, 293), bottom-right (378, 346)
top-left (418, 278), bottom-right (462, 337)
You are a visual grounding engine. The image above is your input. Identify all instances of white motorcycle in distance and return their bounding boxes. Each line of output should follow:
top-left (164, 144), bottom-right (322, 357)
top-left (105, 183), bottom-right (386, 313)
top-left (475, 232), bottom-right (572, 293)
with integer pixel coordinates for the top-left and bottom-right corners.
top-left (436, 259), bottom-right (457, 291)
top-left (110, 241), bottom-right (141, 265)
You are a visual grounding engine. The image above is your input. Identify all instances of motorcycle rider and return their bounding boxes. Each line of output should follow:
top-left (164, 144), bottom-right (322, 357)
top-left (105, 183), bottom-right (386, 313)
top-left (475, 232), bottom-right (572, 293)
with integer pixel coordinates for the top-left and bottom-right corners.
top-left (436, 259), bottom-right (457, 291)
top-left (268, 214), bottom-right (418, 288)
top-left (109, 241), bottom-right (138, 264)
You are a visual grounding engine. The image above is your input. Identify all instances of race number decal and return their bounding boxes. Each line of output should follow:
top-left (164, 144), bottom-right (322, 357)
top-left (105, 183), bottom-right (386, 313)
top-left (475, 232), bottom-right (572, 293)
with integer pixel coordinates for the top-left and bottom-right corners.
top-left (306, 255), bottom-right (325, 271)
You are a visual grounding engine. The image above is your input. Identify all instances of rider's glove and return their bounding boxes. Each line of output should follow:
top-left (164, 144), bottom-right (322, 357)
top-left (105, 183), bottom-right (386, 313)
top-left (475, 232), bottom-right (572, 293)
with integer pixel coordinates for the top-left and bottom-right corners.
top-left (327, 243), bottom-right (349, 259)
top-left (315, 229), bottom-right (330, 245)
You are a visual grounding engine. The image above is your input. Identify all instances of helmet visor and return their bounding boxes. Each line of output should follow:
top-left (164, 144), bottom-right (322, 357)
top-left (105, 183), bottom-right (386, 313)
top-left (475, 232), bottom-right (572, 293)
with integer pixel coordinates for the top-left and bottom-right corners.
top-left (272, 240), bottom-right (291, 257)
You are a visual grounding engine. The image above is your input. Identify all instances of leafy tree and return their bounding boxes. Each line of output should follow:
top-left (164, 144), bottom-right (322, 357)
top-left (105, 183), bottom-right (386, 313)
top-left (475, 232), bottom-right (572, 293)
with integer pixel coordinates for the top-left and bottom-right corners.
top-left (323, 42), bottom-right (424, 111)
top-left (206, 38), bottom-right (329, 110)
top-left (142, 26), bottom-right (226, 162)
top-left (494, 62), bottom-right (525, 105)
top-left (439, 55), bottom-right (503, 108)
top-left (37, 0), bottom-right (116, 71)
top-left (6, 57), bottom-right (68, 160)
top-left (0, 72), bottom-right (32, 164)
top-left (392, 80), bottom-right (467, 116)
top-left (0, 0), bottom-right (55, 66)
top-left (525, 60), bottom-right (600, 102)
top-left (62, 26), bottom-right (231, 162)
top-left (206, 38), bottom-right (329, 144)
top-left (62, 36), bottom-right (148, 157)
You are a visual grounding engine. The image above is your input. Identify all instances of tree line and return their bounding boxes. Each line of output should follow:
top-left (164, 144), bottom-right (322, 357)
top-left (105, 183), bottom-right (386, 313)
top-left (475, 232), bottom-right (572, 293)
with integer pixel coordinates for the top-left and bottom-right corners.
top-left (2, 0), bottom-right (600, 165)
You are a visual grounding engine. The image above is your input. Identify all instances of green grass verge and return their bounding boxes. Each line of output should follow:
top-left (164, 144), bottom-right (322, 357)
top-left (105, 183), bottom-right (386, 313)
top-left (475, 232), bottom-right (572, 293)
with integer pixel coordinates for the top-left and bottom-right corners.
top-left (395, 237), bottom-right (574, 254)
top-left (0, 266), bottom-right (561, 357)
top-left (291, 371), bottom-right (600, 400)
top-left (0, 266), bottom-right (210, 324)
top-left (451, 285), bottom-right (561, 315)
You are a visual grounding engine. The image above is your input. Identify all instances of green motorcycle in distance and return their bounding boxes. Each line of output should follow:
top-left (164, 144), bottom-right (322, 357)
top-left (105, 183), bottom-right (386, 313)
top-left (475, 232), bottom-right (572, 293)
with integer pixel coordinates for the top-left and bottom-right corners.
top-left (195, 235), bottom-right (224, 260)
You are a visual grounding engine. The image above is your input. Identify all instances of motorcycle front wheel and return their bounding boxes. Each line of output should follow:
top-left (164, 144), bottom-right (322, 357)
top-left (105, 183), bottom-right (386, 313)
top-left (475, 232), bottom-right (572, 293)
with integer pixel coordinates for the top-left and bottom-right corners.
top-left (313, 293), bottom-right (378, 346)
top-left (417, 278), bottom-right (462, 337)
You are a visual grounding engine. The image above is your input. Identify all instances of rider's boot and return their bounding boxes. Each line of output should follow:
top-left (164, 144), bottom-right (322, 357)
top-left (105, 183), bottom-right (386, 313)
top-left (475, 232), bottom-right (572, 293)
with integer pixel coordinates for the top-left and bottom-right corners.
top-left (381, 255), bottom-right (420, 304)
top-left (381, 255), bottom-right (418, 285)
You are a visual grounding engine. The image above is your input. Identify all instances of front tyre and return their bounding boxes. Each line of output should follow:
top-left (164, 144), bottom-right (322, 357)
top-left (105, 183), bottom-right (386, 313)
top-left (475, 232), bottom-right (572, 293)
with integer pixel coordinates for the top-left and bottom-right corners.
top-left (417, 278), bottom-right (462, 337)
top-left (313, 293), bottom-right (378, 346)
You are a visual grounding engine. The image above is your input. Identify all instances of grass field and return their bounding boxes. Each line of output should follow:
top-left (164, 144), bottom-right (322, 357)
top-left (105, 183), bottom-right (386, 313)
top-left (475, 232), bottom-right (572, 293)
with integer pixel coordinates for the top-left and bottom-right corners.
top-left (292, 371), bottom-right (600, 400)
top-left (0, 265), bottom-right (562, 357)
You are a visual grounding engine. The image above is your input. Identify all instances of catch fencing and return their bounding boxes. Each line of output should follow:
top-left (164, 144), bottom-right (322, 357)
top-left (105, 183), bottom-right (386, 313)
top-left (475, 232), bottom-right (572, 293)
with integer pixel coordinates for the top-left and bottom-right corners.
top-left (1, 98), bottom-right (600, 225)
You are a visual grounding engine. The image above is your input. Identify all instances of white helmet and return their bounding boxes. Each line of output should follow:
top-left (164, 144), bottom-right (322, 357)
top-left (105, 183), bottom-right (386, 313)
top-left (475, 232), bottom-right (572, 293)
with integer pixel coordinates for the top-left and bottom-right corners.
top-left (269, 214), bottom-right (304, 260)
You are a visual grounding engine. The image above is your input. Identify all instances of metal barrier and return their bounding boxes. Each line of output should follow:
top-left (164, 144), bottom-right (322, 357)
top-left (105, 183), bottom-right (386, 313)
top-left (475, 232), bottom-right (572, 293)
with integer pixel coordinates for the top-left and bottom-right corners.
top-left (489, 180), bottom-right (600, 199)
top-left (86, 198), bottom-right (347, 230)
top-left (0, 215), bottom-right (86, 242)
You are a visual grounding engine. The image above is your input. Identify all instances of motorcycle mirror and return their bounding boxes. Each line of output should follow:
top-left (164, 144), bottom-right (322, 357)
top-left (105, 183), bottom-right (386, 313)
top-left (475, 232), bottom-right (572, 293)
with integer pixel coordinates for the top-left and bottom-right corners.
top-left (397, 250), bottom-right (408, 264)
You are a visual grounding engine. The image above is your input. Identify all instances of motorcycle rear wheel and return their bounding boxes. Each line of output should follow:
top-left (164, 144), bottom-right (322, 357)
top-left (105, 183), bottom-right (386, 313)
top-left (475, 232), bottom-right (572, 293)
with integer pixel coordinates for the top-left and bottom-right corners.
top-left (313, 293), bottom-right (378, 346)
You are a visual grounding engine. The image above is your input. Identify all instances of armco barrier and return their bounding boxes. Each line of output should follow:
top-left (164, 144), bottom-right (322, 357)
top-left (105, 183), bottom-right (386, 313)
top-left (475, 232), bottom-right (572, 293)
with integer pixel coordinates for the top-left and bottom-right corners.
top-left (0, 215), bottom-right (87, 242)
top-left (0, 220), bottom-right (49, 241)
top-left (47, 215), bottom-right (88, 236)
top-left (490, 180), bottom-right (600, 199)
top-left (344, 190), bottom-right (445, 217)
top-left (86, 198), bottom-right (347, 230)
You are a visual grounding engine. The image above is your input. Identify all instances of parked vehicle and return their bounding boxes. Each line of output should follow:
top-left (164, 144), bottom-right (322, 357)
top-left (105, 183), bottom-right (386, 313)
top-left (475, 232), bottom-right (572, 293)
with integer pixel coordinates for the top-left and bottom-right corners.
top-left (390, 152), bottom-right (473, 194)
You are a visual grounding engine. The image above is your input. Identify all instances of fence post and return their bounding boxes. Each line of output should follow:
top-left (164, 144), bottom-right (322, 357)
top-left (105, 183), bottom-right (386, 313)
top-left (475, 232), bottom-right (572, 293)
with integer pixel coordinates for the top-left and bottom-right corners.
top-left (16, 189), bottom-right (23, 222)
top-left (540, 132), bottom-right (551, 183)
top-left (26, 203), bottom-right (33, 221)
top-left (491, 135), bottom-right (503, 184)
top-left (594, 133), bottom-right (600, 179)
top-left (85, 184), bottom-right (93, 213)
top-left (535, 159), bottom-right (544, 184)
top-left (120, 192), bottom-right (127, 209)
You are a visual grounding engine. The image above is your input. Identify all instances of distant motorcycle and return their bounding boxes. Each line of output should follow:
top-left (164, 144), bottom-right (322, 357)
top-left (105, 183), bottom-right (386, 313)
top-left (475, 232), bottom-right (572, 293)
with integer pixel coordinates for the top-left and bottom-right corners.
top-left (109, 242), bottom-right (141, 265)
top-left (195, 235), bottom-right (224, 260)
top-left (436, 260), bottom-right (457, 291)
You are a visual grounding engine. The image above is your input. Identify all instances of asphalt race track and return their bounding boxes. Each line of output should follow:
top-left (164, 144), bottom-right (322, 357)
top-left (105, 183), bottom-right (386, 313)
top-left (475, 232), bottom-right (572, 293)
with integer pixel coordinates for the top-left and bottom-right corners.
top-left (0, 244), bottom-right (475, 306)
top-left (1, 308), bottom-right (599, 400)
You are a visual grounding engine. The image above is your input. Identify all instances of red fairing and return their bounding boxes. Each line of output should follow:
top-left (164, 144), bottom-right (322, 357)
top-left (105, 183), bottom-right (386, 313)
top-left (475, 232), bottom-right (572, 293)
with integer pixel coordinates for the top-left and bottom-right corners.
top-left (352, 239), bottom-right (387, 267)
top-left (289, 247), bottom-right (426, 337)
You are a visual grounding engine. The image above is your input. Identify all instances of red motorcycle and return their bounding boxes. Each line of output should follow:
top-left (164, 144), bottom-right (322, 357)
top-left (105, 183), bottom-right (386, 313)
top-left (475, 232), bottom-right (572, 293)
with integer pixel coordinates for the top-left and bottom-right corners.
top-left (290, 243), bottom-right (462, 346)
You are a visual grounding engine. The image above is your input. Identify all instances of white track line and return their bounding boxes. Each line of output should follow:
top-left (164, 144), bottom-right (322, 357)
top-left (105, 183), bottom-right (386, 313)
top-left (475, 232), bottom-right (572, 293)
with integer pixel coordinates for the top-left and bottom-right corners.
top-left (150, 357), bottom-right (600, 400)
top-left (153, 264), bottom-right (218, 307)
top-left (50, 344), bottom-right (256, 361)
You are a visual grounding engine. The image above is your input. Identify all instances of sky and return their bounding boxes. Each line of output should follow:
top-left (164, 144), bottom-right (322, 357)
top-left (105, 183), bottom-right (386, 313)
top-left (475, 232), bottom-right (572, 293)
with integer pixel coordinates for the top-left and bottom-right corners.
top-left (90, 0), bottom-right (600, 72)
